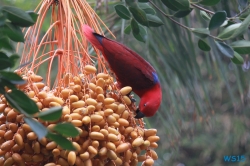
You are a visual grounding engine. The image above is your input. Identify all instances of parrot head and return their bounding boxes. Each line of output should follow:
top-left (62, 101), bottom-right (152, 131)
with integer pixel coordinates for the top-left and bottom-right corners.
top-left (134, 83), bottom-right (162, 119)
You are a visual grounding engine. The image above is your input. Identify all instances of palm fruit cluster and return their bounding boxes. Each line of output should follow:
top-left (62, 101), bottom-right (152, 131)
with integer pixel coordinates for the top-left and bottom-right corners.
top-left (0, 65), bottom-right (159, 166)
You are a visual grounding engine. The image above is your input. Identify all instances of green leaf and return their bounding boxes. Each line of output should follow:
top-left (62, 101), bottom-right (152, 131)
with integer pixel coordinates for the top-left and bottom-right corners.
top-left (9, 54), bottom-right (19, 68)
top-left (0, 14), bottom-right (6, 26)
top-left (5, 89), bottom-right (39, 115)
top-left (129, 7), bottom-right (148, 26)
top-left (217, 23), bottom-right (241, 39)
top-left (220, 20), bottom-right (228, 27)
top-left (1, 22), bottom-right (24, 42)
top-left (218, 13), bottom-right (250, 40)
top-left (200, 11), bottom-right (211, 21)
top-left (131, 18), bottom-right (140, 34)
top-left (230, 40), bottom-right (250, 54)
top-left (199, 0), bottom-right (221, 6)
top-left (24, 117), bottom-right (48, 140)
top-left (208, 11), bottom-right (226, 30)
top-left (0, 78), bottom-right (16, 91)
top-left (173, 9), bottom-right (193, 18)
top-left (53, 123), bottom-right (79, 137)
top-left (133, 24), bottom-right (147, 43)
top-left (124, 25), bottom-right (131, 34)
top-left (138, 0), bottom-right (148, 2)
top-left (138, 3), bottom-right (156, 15)
top-left (161, 0), bottom-right (178, 11)
top-left (0, 71), bottom-right (25, 85)
top-left (26, 11), bottom-right (38, 22)
top-left (239, 10), bottom-right (250, 21)
top-left (114, 5), bottom-right (131, 20)
top-left (38, 107), bottom-right (62, 121)
top-left (231, 51), bottom-right (244, 64)
top-left (125, 0), bottom-right (137, 7)
top-left (47, 132), bottom-right (75, 150)
top-left (0, 57), bottom-right (11, 70)
top-left (146, 14), bottom-right (164, 27)
top-left (0, 37), bottom-right (14, 51)
top-left (171, 0), bottom-right (190, 10)
top-left (215, 41), bottom-right (234, 58)
top-left (230, 14), bottom-right (250, 39)
top-left (191, 28), bottom-right (210, 38)
top-left (2, 6), bottom-right (35, 27)
top-left (0, 52), bottom-right (12, 70)
top-left (198, 39), bottom-right (211, 51)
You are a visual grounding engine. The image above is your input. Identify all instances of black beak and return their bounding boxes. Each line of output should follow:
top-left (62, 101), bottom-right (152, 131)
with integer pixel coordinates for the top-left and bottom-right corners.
top-left (134, 108), bottom-right (145, 119)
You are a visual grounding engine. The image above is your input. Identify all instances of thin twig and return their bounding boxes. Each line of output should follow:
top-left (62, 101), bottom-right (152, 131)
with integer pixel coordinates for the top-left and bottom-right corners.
top-left (191, 3), bottom-right (250, 29)
top-left (234, 4), bottom-right (250, 17)
top-left (191, 4), bottom-right (215, 15)
top-left (149, 0), bottom-right (190, 31)
top-left (149, 0), bottom-right (223, 41)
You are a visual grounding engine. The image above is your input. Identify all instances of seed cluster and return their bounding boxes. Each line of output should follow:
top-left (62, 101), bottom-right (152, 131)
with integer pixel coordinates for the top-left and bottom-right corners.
top-left (0, 65), bottom-right (159, 166)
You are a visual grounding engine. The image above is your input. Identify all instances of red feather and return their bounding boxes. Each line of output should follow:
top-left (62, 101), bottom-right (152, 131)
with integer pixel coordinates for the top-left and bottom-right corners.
top-left (83, 25), bottom-right (162, 117)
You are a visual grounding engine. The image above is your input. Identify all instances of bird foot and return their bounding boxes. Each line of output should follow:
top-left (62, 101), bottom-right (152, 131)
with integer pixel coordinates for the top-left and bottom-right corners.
top-left (127, 92), bottom-right (136, 103)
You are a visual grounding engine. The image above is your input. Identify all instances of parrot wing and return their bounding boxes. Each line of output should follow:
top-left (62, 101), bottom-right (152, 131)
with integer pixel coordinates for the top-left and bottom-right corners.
top-left (100, 37), bottom-right (159, 90)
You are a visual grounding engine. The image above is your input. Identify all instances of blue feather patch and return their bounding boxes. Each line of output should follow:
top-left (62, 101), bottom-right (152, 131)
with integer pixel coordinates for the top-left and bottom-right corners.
top-left (93, 33), bottom-right (103, 45)
top-left (152, 72), bottom-right (159, 84)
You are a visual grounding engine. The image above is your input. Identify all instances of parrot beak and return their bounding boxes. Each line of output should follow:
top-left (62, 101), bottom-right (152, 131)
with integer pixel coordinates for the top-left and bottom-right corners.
top-left (134, 108), bottom-right (145, 119)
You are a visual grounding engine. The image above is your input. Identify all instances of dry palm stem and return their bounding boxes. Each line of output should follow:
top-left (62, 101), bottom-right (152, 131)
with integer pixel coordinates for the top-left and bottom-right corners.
top-left (19, 0), bottom-right (111, 88)
top-left (0, 0), bottom-right (160, 165)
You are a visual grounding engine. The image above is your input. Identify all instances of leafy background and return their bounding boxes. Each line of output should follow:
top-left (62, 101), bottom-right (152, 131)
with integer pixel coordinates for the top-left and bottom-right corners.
top-left (1, 0), bottom-right (250, 165)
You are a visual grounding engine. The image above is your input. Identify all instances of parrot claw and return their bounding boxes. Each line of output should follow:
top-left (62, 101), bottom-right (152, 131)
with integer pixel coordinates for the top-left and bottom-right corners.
top-left (126, 93), bottom-right (136, 103)
top-left (131, 98), bottom-right (136, 102)
top-left (134, 109), bottom-right (145, 119)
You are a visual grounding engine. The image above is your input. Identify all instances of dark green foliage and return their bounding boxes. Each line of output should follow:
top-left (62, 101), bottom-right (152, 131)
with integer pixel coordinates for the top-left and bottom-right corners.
top-left (24, 117), bottom-right (48, 140)
top-left (2, 6), bottom-right (36, 27)
top-left (199, 0), bottom-right (221, 6)
top-left (231, 40), bottom-right (250, 54)
top-left (47, 133), bottom-right (75, 150)
top-left (138, 3), bottom-right (156, 14)
top-left (170, 0), bottom-right (190, 10)
top-left (38, 107), bottom-right (63, 121)
top-left (198, 39), bottom-right (211, 51)
top-left (231, 51), bottom-right (244, 64)
top-left (114, 1), bottom-right (164, 42)
top-left (146, 14), bottom-right (164, 27)
top-left (215, 41), bottom-right (234, 58)
top-left (208, 11), bottom-right (226, 30)
top-left (191, 28), bottom-right (210, 38)
top-left (161, 0), bottom-right (178, 11)
top-left (200, 11), bottom-right (211, 21)
top-left (5, 89), bottom-right (40, 115)
top-left (129, 6), bottom-right (148, 26)
top-left (173, 9), bottom-right (193, 18)
top-left (114, 5), bottom-right (131, 20)
top-left (53, 123), bottom-right (80, 137)
top-left (114, 0), bottom-right (250, 65)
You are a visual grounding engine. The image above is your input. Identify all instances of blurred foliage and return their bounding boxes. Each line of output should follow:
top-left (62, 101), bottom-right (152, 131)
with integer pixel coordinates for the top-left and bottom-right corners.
top-left (3, 0), bottom-right (250, 165)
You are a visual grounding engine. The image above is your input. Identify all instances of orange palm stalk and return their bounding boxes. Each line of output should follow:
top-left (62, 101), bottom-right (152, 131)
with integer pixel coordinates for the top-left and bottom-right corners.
top-left (18, 0), bottom-right (113, 89)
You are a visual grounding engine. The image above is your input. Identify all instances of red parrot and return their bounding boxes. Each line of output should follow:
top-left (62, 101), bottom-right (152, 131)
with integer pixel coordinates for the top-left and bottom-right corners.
top-left (82, 25), bottom-right (162, 118)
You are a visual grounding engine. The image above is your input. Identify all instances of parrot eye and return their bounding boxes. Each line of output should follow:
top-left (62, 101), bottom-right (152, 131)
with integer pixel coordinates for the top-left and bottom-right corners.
top-left (144, 103), bottom-right (146, 107)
